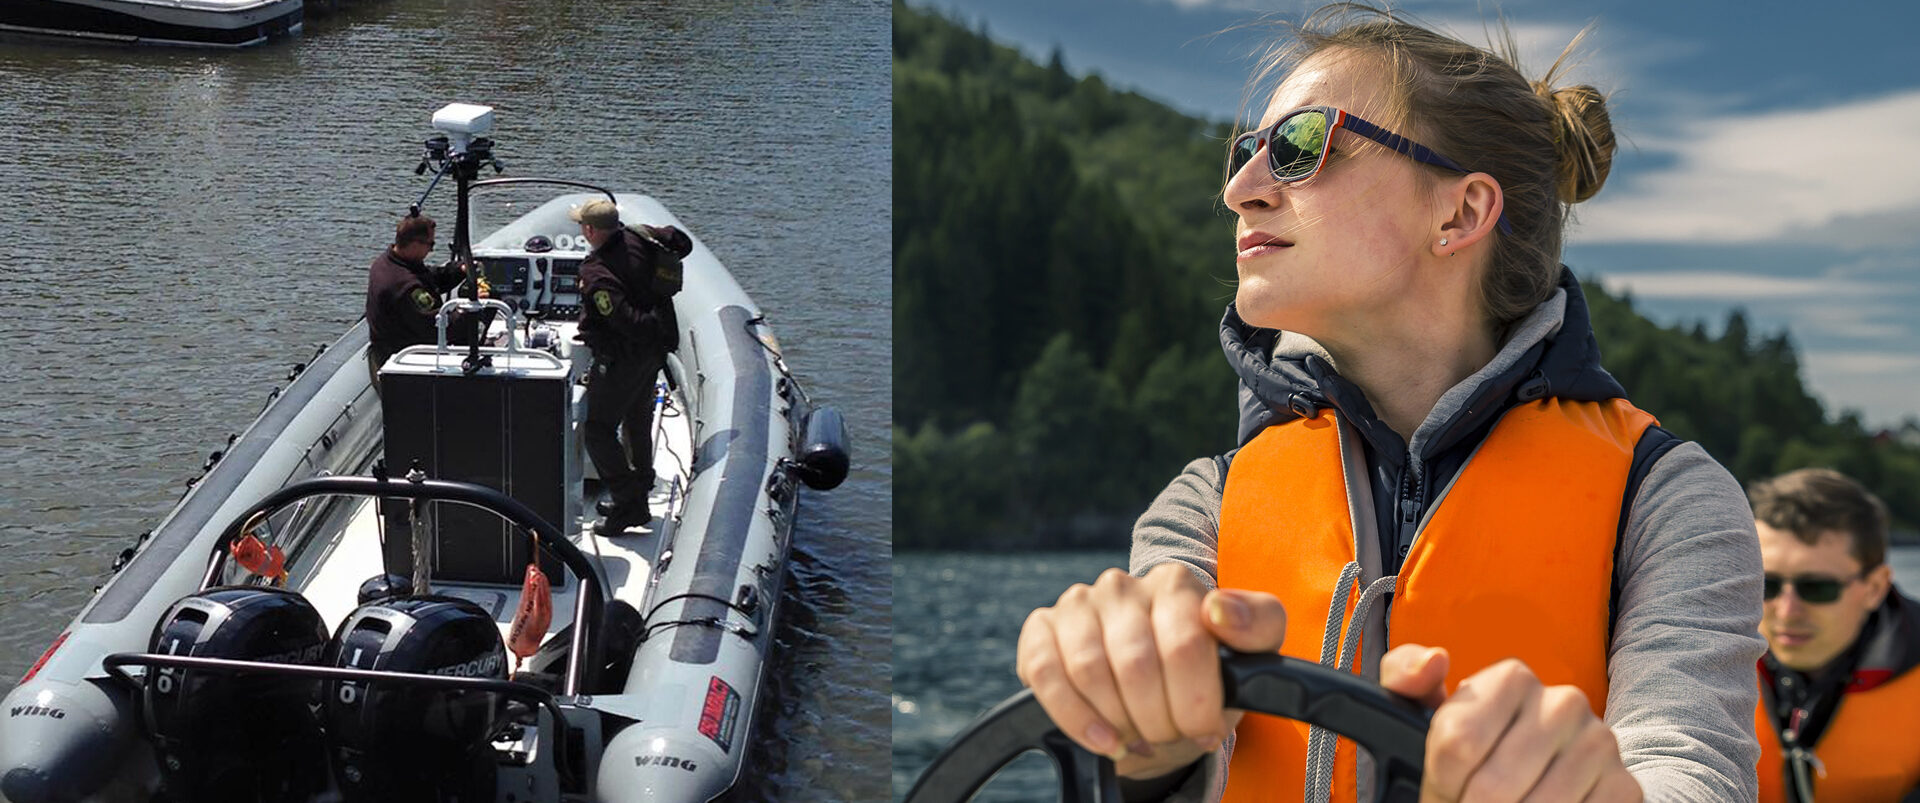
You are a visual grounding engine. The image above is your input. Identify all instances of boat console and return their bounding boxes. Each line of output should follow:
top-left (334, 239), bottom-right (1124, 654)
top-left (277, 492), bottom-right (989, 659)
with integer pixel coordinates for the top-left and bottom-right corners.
top-left (475, 252), bottom-right (587, 319)
top-left (471, 203), bottom-right (602, 320)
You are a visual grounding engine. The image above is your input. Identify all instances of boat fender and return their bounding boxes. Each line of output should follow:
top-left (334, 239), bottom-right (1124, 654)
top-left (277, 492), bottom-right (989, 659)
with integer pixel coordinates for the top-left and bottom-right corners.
top-left (793, 406), bottom-right (850, 491)
top-left (507, 562), bottom-right (553, 665)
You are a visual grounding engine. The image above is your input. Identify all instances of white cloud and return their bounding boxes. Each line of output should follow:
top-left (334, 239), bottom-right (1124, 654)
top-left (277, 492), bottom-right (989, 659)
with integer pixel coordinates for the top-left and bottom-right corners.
top-left (1419, 18), bottom-right (1618, 87)
top-left (1597, 271), bottom-right (1881, 301)
top-left (1802, 351), bottom-right (1920, 427)
top-left (1573, 89), bottom-right (1920, 244)
top-left (1600, 269), bottom-right (1917, 342)
top-left (1157, 0), bottom-right (1270, 10)
top-left (1813, 350), bottom-right (1920, 376)
top-left (1792, 305), bottom-right (1913, 341)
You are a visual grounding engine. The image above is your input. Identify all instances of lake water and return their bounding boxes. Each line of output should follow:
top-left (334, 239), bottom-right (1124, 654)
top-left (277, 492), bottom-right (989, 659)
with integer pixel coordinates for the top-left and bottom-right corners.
top-left (0, 1), bottom-right (891, 799)
top-left (894, 547), bottom-right (1920, 800)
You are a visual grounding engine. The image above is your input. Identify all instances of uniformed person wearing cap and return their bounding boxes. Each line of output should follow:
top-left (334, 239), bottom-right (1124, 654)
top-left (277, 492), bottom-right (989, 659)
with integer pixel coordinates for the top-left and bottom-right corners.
top-left (364, 214), bottom-right (487, 392)
top-left (572, 199), bottom-right (692, 535)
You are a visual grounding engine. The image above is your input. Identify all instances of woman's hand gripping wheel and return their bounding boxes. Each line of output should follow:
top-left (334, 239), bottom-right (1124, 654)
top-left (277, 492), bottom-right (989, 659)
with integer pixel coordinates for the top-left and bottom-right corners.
top-left (904, 649), bottom-right (1430, 803)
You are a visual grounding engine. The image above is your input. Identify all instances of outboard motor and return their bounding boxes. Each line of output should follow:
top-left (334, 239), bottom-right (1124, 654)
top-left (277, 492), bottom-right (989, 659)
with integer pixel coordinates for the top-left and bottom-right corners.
top-left (142, 586), bottom-right (330, 803)
top-left (325, 596), bottom-right (507, 802)
top-left (794, 405), bottom-right (850, 490)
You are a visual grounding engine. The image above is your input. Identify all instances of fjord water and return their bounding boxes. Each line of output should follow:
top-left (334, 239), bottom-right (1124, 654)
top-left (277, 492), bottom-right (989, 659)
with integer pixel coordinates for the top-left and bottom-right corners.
top-left (0, 1), bottom-right (890, 798)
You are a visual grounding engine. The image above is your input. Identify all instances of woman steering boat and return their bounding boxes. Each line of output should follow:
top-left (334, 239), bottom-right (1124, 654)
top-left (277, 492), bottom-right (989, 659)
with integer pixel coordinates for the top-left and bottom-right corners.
top-left (1005, 6), bottom-right (1765, 801)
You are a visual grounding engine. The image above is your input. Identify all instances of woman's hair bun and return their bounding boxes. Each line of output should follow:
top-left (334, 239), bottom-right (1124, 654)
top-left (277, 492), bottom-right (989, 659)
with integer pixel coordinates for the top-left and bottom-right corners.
top-left (1541, 83), bottom-right (1615, 204)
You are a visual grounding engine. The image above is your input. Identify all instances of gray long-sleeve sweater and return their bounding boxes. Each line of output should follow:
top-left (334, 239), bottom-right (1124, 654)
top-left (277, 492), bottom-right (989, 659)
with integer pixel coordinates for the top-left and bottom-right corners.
top-left (1127, 277), bottom-right (1766, 802)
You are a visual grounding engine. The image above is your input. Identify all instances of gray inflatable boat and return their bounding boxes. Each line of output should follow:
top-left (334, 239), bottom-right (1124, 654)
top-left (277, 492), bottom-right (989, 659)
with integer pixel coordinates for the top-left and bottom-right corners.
top-left (0, 104), bottom-right (849, 803)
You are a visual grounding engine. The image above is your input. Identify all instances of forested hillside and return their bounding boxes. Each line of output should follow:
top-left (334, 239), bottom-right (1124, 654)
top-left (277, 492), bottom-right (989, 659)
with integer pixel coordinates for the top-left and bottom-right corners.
top-left (893, 1), bottom-right (1920, 549)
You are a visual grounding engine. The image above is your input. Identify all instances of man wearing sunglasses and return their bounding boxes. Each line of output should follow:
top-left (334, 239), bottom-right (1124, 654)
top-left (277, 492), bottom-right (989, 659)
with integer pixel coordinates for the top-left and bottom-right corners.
top-left (365, 213), bottom-right (491, 394)
top-left (1750, 468), bottom-right (1920, 802)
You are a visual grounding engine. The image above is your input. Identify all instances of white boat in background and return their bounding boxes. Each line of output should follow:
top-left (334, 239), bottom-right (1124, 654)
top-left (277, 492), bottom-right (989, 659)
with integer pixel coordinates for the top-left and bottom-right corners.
top-left (0, 104), bottom-right (850, 803)
top-left (0, 0), bottom-right (302, 48)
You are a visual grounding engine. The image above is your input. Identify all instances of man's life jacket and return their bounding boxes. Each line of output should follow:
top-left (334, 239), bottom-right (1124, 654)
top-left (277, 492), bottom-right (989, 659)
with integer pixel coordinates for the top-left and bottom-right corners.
top-left (1757, 590), bottom-right (1920, 803)
top-left (1217, 397), bottom-right (1657, 802)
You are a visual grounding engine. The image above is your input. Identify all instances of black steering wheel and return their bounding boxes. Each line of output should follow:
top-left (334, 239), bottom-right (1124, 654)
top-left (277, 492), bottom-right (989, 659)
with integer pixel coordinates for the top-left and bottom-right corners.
top-left (903, 650), bottom-right (1430, 803)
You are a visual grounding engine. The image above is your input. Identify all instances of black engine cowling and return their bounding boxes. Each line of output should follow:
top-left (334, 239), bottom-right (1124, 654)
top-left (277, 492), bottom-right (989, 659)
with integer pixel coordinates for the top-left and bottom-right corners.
top-left (324, 595), bottom-right (507, 802)
top-left (142, 586), bottom-right (330, 803)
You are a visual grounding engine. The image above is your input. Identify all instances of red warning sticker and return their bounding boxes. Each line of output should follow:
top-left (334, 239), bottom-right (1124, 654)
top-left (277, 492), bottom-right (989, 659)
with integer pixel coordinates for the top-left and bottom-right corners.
top-left (698, 675), bottom-right (741, 753)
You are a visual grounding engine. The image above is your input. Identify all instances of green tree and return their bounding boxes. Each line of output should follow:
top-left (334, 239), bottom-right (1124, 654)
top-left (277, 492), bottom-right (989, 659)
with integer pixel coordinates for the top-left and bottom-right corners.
top-left (893, 421), bottom-right (1014, 549)
top-left (1009, 333), bottom-right (1136, 526)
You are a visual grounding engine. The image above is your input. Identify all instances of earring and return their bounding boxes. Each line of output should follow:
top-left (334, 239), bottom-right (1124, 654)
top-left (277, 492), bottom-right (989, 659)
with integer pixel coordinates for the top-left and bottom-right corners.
top-left (1439, 238), bottom-right (1449, 246)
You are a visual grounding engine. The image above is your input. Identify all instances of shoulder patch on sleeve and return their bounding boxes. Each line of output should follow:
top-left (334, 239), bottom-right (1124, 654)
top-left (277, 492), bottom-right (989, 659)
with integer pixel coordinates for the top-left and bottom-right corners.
top-left (410, 287), bottom-right (437, 314)
top-left (593, 289), bottom-right (614, 316)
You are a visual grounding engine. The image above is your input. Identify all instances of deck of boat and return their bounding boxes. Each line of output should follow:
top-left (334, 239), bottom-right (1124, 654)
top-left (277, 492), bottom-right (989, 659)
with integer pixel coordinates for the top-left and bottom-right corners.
top-left (280, 327), bottom-right (695, 658)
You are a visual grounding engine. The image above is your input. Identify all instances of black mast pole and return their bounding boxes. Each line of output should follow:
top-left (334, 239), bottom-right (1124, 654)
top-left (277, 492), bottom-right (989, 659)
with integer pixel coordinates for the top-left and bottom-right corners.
top-left (454, 143), bottom-right (485, 373)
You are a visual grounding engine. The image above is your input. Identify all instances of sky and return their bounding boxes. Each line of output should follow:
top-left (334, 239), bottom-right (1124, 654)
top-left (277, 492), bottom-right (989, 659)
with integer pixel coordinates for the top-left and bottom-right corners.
top-left (908, 0), bottom-right (1920, 428)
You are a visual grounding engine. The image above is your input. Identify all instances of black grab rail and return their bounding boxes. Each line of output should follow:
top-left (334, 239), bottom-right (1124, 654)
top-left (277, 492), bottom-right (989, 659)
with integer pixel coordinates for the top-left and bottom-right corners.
top-left (198, 475), bottom-right (610, 697)
top-left (468, 177), bottom-right (618, 203)
top-left (102, 653), bottom-right (579, 790)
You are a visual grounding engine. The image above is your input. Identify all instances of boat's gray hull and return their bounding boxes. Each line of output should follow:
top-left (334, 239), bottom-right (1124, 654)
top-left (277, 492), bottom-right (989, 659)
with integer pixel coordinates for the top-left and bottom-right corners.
top-left (1, 192), bottom-right (813, 803)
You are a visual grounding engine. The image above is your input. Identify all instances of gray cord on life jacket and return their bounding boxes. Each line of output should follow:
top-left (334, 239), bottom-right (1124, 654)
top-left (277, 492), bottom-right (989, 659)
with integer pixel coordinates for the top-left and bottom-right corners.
top-left (1307, 561), bottom-right (1398, 803)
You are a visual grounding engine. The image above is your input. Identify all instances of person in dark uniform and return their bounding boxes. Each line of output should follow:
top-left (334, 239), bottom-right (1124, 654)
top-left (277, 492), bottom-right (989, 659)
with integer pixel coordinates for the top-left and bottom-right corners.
top-left (364, 214), bottom-right (487, 391)
top-left (572, 199), bottom-right (690, 535)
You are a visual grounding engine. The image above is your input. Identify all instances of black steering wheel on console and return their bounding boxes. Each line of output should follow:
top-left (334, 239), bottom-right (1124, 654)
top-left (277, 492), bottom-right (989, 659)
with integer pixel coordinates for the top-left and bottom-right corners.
top-left (903, 650), bottom-right (1431, 803)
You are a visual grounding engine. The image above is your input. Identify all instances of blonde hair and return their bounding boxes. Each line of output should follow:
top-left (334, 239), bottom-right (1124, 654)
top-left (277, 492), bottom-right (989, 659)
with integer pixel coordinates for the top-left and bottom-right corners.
top-left (1240, 3), bottom-right (1616, 326)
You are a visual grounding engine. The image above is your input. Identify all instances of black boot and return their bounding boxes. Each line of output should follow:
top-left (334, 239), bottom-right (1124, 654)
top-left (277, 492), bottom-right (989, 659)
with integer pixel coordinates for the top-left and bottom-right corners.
top-left (595, 478), bottom-right (655, 518)
top-left (595, 502), bottom-right (653, 536)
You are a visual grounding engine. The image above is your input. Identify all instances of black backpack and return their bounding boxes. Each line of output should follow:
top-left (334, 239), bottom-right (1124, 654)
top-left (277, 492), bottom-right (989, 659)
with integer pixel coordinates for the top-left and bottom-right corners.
top-left (630, 223), bottom-right (691, 297)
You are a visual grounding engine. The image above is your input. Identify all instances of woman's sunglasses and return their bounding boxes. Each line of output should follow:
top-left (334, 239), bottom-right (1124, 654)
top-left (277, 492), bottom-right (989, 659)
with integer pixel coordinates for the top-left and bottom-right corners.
top-left (1763, 573), bottom-right (1862, 604)
top-left (1227, 105), bottom-right (1512, 234)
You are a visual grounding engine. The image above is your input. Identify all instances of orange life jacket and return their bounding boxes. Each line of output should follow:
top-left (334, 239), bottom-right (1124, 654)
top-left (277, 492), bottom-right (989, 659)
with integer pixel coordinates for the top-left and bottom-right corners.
top-left (1218, 397), bottom-right (1656, 802)
top-left (1756, 667), bottom-right (1920, 802)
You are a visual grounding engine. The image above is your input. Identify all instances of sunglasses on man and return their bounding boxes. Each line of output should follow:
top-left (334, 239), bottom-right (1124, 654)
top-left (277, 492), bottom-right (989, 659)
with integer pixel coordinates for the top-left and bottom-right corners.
top-left (1763, 572), bottom-right (1864, 604)
top-left (1227, 105), bottom-right (1513, 234)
